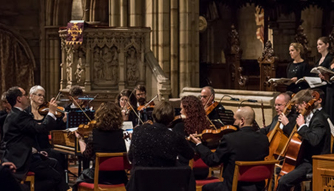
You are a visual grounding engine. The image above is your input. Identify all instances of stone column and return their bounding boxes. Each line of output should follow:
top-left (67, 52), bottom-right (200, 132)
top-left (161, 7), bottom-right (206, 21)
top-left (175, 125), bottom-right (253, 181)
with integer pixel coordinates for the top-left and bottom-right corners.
top-left (60, 35), bottom-right (67, 89)
top-left (170, 0), bottom-right (179, 97)
top-left (120, 0), bottom-right (128, 27)
top-left (144, 0), bottom-right (158, 56)
top-left (129, 0), bottom-right (142, 26)
top-left (109, 0), bottom-right (120, 27)
top-left (85, 43), bottom-right (91, 91)
top-left (158, 0), bottom-right (170, 75)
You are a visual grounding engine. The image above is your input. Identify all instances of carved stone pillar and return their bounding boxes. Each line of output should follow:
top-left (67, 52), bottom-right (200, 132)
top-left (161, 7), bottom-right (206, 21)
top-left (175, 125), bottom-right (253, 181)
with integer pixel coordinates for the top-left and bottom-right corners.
top-left (170, 0), bottom-right (179, 97)
top-left (120, 0), bottom-right (128, 27)
top-left (158, 0), bottom-right (170, 74)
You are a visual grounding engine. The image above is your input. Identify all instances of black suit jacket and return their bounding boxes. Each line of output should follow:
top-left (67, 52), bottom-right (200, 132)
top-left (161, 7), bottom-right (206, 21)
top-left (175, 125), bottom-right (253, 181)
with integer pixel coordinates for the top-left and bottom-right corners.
top-left (298, 109), bottom-right (331, 163)
top-left (1, 107), bottom-right (57, 180)
top-left (196, 126), bottom-right (269, 191)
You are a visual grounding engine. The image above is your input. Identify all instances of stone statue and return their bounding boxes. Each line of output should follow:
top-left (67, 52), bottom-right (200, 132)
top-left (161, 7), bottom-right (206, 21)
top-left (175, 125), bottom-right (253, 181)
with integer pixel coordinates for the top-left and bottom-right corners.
top-left (75, 50), bottom-right (85, 84)
top-left (126, 47), bottom-right (139, 82)
top-left (93, 47), bottom-right (103, 80)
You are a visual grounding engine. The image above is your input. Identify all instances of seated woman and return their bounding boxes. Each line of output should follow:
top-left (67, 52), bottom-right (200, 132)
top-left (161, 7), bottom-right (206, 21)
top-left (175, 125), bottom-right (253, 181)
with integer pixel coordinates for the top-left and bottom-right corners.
top-left (73, 102), bottom-right (128, 190)
top-left (128, 101), bottom-right (194, 167)
top-left (170, 95), bottom-right (211, 179)
top-left (286, 42), bottom-right (310, 93)
top-left (115, 89), bottom-right (137, 125)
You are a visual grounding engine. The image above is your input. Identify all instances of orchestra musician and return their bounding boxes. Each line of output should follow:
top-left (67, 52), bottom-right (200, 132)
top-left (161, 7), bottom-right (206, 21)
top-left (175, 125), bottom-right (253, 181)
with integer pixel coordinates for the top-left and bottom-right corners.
top-left (115, 89), bottom-right (137, 126)
top-left (72, 102), bottom-right (128, 191)
top-left (0, 162), bottom-right (26, 191)
top-left (1, 86), bottom-right (68, 191)
top-left (65, 85), bottom-right (84, 111)
top-left (127, 101), bottom-right (194, 177)
top-left (134, 84), bottom-right (148, 107)
top-left (276, 89), bottom-right (331, 191)
top-left (169, 95), bottom-right (211, 179)
top-left (0, 92), bottom-right (11, 140)
top-left (260, 92), bottom-right (297, 136)
top-left (286, 43), bottom-right (310, 93)
top-left (134, 84), bottom-right (155, 124)
top-left (200, 86), bottom-right (225, 122)
top-left (26, 85), bottom-right (67, 170)
top-left (189, 106), bottom-right (269, 191)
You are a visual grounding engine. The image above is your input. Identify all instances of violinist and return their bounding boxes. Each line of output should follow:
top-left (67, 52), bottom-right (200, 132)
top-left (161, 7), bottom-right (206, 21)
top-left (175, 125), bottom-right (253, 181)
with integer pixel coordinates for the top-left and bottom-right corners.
top-left (276, 89), bottom-right (331, 191)
top-left (134, 84), bottom-right (155, 124)
top-left (169, 95), bottom-right (210, 179)
top-left (115, 89), bottom-right (137, 125)
top-left (134, 84), bottom-right (148, 107)
top-left (1, 86), bottom-right (68, 191)
top-left (188, 106), bottom-right (269, 191)
top-left (72, 102), bottom-right (128, 191)
top-left (260, 92), bottom-right (297, 136)
top-left (26, 85), bottom-right (68, 190)
top-left (200, 86), bottom-right (225, 121)
top-left (65, 85), bottom-right (84, 111)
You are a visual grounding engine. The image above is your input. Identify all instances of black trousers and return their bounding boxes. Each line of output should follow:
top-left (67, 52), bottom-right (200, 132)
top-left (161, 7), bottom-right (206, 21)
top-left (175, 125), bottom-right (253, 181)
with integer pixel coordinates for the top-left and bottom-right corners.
top-left (0, 164), bottom-right (28, 191)
top-left (276, 162), bottom-right (312, 191)
top-left (29, 154), bottom-right (68, 191)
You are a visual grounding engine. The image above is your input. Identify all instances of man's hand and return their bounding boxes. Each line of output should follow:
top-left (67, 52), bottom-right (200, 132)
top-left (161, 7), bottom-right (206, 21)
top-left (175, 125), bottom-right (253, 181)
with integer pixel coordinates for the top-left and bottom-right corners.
top-left (188, 134), bottom-right (202, 145)
top-left (279, 113), bottom-right (289, 126)
top-left (2, 162), bottom-right (17, 173)
top-left (62, 112), bottom-right (68, 123)
top-left (296, 114), bottom-right (305, 127)
top-left (39, 151), bottom-right (48, 157)
top-left (48, 98), bottom-right (57, 115)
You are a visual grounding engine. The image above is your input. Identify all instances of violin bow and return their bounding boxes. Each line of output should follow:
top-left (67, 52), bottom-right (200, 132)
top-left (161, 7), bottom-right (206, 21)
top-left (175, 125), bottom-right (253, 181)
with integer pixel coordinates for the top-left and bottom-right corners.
top-left (202, 94), bottom-right (217, 130)
top-left (69, 95), bottom-right (92, 122)
top-left (144, 94), bottom-right (158, 108)
top-left (261, 100), bottom-right (265, 127)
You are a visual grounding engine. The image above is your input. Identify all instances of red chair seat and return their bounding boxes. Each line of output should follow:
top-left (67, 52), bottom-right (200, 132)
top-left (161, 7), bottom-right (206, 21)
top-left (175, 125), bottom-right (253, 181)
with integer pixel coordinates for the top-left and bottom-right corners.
top-left (27, 171), bottom-right (35, 176)
top-left (78, 182), bottom-right (125, 189)
top-left (196, 177), bottom-right (220, 186)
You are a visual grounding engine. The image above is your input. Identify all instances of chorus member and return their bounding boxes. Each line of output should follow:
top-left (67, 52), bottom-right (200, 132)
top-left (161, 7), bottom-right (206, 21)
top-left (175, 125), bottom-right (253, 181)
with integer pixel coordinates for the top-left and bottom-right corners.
top-left (189, 106), bottom-right (269, 191)
top-left (27, 85), bottom-right (67, 169)
top-left (324, 59), bottom-right (334, 121)
top-left (316, 36), bottom-right (334, 68)
top-left (200, 86), bottom-right (225, 121)
top-left (260, 93), bottom-right (297, 136)
top-left (286, 43), bottom-right (310, 93)
top-left (1, 87), bottom-right (67, 191)
top-left (276, 89), bottom-right (331, 190)
top-left (65, 85), bottom-right (84, 111)
top-left (115, 89), bottom-right (137, 125)
top-left (73, 102), bottom-right (128, 190)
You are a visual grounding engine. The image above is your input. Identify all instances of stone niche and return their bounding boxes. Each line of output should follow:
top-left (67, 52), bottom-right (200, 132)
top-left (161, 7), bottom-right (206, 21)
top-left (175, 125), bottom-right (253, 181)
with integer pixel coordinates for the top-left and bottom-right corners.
top-left (59, 27), bottom-right (163, 108)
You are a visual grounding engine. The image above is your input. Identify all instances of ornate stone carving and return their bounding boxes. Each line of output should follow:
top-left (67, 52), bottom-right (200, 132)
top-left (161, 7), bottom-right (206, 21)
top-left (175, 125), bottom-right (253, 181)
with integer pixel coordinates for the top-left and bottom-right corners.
top-left (126, 47), bottom-right (139, 84)
top-left (258, 40), bottom-right (277, 91)
top-left (295, 25), bottom-right (312, 61)
top-left (258, 40), bottom-right (275, 63)
top-left (75, 49), bottom-right (86, 85)
top-left (227, 25), bottom-right (242, 57)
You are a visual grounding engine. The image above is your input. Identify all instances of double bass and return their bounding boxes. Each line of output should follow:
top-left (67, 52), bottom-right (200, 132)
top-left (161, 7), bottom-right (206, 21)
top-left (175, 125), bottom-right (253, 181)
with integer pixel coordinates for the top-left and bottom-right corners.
top-left (275, 91), bottom-right (320, 188)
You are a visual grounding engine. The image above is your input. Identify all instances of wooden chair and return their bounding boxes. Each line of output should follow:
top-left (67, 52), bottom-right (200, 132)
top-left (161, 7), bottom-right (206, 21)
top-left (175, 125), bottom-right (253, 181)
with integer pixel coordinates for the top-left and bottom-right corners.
top-left (232, 160), bottom-right (278, 191)
top-left (78, 152), bottom-right (131, 191)
top-left (189, 157), bottom-right (223, 191)
top-left (23, 171), bottom-right (35, 191)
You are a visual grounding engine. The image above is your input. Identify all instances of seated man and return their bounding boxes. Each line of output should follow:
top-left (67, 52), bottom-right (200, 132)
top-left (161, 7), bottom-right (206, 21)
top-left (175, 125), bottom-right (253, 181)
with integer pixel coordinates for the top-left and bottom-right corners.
top-left (277, 89), bottom-right (331, 190)
top-left (260, 92), bottom-right (298, 136)
top-left (65, 85), bottom-right (84, 111)
top-left (0, 162), bottom-right (26, 191)
top-left (189, 106), bottom-right (269, 191)
top-left (200, 86), bottom-right (226, 126)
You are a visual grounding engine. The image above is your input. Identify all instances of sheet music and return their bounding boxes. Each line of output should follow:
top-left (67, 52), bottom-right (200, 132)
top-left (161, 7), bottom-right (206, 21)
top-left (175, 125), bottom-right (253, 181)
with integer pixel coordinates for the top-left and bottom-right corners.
top-left (268, 78), bottom-right (293, 86)
top-left (295, 76), bottom-right (327, 88)
top-left (68, 127), bottom-right (78, 132)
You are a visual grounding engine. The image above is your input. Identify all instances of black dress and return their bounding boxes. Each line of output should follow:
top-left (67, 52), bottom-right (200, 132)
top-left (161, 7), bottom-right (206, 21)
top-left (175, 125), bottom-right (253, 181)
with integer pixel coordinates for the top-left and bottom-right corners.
top-left (286, 60), bottom-right (310, 93)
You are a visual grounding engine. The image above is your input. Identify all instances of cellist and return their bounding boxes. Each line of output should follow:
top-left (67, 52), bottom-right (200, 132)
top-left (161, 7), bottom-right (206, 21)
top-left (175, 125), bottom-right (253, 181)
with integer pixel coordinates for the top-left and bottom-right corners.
top-left (200, 86), bottom-right (225, 122)
top-left (277, 89), bottom-right (331, 190)
top-left (260, 92), bottom-right (297, 137)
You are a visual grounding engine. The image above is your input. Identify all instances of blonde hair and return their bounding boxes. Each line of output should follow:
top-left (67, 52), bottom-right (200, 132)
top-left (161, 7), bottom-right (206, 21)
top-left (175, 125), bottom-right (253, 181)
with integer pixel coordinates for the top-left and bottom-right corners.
top-left (290, 42), bottom-right (304, 55)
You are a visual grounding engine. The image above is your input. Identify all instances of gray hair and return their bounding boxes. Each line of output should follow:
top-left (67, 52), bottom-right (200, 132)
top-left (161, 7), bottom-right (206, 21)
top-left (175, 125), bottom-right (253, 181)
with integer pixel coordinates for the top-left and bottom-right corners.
top-left (29, 85), bottom-right (45, 97)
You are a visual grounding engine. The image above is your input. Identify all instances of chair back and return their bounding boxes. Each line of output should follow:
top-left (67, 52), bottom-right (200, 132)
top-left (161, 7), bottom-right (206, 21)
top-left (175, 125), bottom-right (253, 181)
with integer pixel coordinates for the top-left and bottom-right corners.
top-left (189, 157), bottom-right (208, 169)
top-left (232, 160), bottom-right (278, 191)
top-left (98, 153), bottom-right (131, 171)
top-left (127, 166), bottom-right (195, 191)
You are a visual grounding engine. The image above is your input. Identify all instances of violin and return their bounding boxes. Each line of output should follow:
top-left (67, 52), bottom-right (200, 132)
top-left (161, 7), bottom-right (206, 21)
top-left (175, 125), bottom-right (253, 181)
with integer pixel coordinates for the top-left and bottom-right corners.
top-left (137, 95), bottom-right (158, 111)
top-left (38, 102), bottom-right (65, 118)
top-left (187, 125), bottom-right (238, 148)
top-left (75, 120), bottom-right (97, 137)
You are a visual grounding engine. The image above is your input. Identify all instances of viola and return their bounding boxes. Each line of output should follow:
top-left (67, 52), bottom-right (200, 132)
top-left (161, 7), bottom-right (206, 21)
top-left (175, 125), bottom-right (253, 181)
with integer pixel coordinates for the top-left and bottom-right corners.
top-left (76, 120), bottom-right (97, 137)
top-left (137, 101), bottom-right (155, 111)
top-left (38, 102), bottom-right (65, 118)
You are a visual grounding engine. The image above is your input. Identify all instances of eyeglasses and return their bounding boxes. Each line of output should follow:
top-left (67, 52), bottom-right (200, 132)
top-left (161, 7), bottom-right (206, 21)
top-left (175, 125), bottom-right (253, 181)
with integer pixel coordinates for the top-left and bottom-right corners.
top-left (274, 104), bottom-right (285, 107)
top-left (33, 93), bottom-right (45, 98)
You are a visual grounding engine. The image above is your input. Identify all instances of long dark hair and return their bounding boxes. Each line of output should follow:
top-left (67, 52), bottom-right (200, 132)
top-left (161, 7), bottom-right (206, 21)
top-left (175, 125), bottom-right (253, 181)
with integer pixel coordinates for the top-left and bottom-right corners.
top-left (181, 95), bottom-right (210, 135)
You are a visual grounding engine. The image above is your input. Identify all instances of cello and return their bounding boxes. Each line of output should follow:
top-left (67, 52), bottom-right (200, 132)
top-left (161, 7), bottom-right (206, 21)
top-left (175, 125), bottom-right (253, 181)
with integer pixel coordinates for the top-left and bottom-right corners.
top-left (265, 99), bottom-right (294, 160)
top-left (275, 91), bottom-right (319, 188)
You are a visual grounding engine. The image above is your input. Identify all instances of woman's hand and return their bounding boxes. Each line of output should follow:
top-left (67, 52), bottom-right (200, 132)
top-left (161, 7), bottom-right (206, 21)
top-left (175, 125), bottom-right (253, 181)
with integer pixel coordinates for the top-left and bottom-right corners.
top-left (48, 98), bottom-right (57, 115)
top-left (62, 112), bottom-right (68, 123)
top-left (290, 77), bottom-right (297, 82)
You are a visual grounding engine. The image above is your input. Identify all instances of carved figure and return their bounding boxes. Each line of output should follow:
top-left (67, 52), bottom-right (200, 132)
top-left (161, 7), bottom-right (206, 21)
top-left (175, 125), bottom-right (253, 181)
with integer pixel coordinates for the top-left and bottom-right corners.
top-left (93, 47), bottom-right (103, 80)
top-left (75, 50), bottom-right (85, 84)
top-left (126, 47), bottom-right (139, 82)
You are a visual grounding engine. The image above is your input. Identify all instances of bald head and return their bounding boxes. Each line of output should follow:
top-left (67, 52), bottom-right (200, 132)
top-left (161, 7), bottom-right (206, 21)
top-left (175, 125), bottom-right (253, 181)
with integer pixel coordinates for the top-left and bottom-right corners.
top-left (234, 106), bottom-right (255, 128)
top-left (275, 93), bottom-right (291, 115)
top-left (200, 86), bottom-right (215, 107)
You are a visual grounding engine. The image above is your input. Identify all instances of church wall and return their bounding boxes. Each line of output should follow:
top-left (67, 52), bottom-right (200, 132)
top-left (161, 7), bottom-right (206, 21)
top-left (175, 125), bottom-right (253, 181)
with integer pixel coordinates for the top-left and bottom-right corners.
top-left (0, 0), bottom-right (41, 85)
top-left (237, 4), bottom-right (263, 60)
